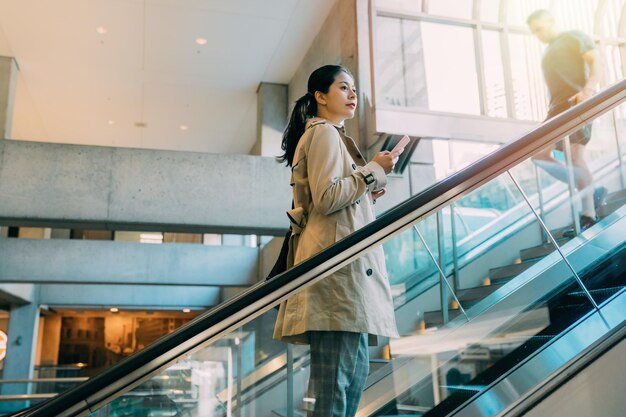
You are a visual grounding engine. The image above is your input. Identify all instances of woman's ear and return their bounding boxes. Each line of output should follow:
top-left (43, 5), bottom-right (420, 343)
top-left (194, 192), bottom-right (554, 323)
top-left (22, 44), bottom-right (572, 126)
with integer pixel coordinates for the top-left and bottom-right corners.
top-left (314, 91), bottom-right (326, 106)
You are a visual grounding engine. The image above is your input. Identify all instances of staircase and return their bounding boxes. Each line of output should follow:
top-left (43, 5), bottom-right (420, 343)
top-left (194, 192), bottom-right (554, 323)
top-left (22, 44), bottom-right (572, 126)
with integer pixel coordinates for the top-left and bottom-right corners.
top-left (422, 186), bottom-right (626, 331)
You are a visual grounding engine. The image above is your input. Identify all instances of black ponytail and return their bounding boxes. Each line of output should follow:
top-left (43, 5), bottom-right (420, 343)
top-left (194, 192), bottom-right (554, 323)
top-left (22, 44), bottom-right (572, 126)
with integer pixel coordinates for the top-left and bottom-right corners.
top-left (278, 65), bottom-right (352, 167)
top-left (278, 93), bottom-right (317, 166)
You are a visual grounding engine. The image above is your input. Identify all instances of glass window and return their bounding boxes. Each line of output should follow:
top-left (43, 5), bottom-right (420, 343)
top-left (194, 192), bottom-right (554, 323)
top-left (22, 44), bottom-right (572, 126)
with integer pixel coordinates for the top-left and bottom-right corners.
top-left (427, 0), bottom-right (473, 20)
top-left (431, 139), bottom-right (451, 180)
top-left (601, 0), bottom-right (624, 37)
top-left (480, 0), bottom-right (501, 23)
top-left (203, 233), bottom-right (222, 246)
top-left (421, 22), bottom-right (481, 115)
top-left (507, 0), bottom-right (550, 26)
top-left (401, 19), bottom-right (429, 107)
top-left (375, 16), bottom-right (406, 107)
top-left (553, 0), bottom-right (598, 34)
top-left (114, 231), bottom-right (163, 244)
top-left (449, 140), bottom-right (500, 172)
top-left (604, 44), bottom-right (625, 85)
top-left (508, 33), bottom-right (547, 121)
top-left (482, 30), bottom-right (508, 118)
top-left (376, 0), bottom-right (423, 14)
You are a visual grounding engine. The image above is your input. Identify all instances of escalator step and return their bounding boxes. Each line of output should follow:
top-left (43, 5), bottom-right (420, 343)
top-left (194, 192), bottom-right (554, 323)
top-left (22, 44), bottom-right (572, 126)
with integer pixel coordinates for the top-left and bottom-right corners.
top-left (549, 225), bottom-right (576, 239)
top-left (489, 261), bottom-right (537, 283)
top-left (597, 198), bottom-right (625, 218)
top-left (566, 286), bottom-right (625, 300)
top-left (423, 309), bottom-right (463, 328)
top-left (457, 283), bottom-right (503, 304)
top-left (520, 238), bottom-right (570, 261)
top-left (604, 188), bottom-right (626, 204)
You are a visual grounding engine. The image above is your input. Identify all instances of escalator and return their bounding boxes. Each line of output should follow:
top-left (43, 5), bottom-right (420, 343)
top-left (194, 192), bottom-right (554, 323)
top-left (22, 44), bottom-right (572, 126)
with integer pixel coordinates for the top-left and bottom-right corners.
top-left (10, 77), bottom-right (626, 417)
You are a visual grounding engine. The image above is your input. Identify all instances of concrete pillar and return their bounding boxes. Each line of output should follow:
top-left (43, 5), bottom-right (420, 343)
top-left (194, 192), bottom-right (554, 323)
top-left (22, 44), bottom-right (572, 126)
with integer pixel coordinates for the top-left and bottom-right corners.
top-left (0, 56), bottom-right (18, 140)
top-left (253, 82), bottom-right (288, 157)
top-left (1, 302), bottom-right (40, 411)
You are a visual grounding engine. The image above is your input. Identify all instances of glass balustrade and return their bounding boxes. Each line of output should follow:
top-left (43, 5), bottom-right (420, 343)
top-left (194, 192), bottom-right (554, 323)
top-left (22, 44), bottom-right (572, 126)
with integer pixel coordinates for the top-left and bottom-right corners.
top-left (75, 98), bottom-right (626, 417)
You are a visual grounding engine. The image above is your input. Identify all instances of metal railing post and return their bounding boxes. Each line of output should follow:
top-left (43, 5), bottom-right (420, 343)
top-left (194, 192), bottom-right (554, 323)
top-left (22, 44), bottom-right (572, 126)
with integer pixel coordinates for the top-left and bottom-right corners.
top-left (413, 225), bottom-right (469, 324)
top-left (533, 164), bottom-right (549, 243)
top-left (287, 344), bottom-right (294, 417)
top-left (436, 211), bottom-right (449, 324)
top-left (449, 203), bottom-right (460, 292)
top-left (610, 109), bottom-right (626, 189)
top-left (507, 170), bottom-right (608, 326)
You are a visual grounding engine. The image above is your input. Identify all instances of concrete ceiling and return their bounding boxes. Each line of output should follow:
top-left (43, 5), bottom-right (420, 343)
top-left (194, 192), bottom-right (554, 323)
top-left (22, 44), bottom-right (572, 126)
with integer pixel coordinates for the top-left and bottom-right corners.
top-left (0, 0), bottom-right (337, 154)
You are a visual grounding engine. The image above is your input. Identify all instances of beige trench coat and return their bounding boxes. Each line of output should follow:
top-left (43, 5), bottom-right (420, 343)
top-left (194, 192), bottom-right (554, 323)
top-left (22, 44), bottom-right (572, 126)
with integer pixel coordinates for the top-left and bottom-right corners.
top-left (273, 117), bottom-right (399, 345)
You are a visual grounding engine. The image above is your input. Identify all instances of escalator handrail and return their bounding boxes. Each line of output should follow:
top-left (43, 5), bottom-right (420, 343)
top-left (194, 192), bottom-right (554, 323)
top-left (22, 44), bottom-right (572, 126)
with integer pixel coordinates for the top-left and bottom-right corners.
top-left (17, 77), bottom-right (626, 417)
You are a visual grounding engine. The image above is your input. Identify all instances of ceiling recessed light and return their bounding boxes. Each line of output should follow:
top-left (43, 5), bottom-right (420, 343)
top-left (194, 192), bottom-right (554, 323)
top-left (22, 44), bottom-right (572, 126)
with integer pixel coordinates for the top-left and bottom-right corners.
top-left (195, 37), bottom-right (207, 45)
top-left (96, 26), bottom-right (108, 35)
top-left (108, 120), bottom-right (115, 125)
top-left (110, 307), bottom-right (119, 313)
top-left (180, 124), bottom-right (188, 131)
top-left (182, 308), bottom-right (191, 313)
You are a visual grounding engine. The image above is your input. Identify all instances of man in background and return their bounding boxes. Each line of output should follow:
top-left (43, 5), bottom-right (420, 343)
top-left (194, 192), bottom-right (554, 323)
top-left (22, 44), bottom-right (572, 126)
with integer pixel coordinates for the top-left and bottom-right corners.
top-left (527, 9), bottom-right (605, 234)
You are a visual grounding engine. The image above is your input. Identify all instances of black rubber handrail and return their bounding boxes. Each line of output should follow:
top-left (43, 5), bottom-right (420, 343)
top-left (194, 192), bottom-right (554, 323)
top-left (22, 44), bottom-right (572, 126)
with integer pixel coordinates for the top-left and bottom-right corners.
top-left (14, 77), bottom-right (626, 417)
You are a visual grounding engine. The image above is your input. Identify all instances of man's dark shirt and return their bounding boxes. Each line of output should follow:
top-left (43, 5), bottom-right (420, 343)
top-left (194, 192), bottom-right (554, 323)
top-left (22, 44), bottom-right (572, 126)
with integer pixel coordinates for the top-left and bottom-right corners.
top-left (542, 30), bottom-right (595, 111)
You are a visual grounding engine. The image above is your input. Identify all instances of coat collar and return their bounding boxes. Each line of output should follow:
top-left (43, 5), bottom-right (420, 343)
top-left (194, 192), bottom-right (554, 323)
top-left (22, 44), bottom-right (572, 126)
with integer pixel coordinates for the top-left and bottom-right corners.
top-left (305, 117), bottom-right (346, 134)
top-left (305, 117), bottom-right (365, 166)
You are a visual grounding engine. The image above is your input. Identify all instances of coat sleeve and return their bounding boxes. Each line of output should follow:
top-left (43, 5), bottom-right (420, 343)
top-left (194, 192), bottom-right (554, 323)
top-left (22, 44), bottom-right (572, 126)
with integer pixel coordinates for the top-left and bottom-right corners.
top-left (306, 124), bottom-right (387, 216)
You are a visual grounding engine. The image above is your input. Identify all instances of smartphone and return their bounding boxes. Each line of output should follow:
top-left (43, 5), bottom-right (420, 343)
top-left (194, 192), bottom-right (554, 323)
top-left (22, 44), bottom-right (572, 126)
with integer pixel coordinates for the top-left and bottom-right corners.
top-left (391, 135), bottom-right (411, 155)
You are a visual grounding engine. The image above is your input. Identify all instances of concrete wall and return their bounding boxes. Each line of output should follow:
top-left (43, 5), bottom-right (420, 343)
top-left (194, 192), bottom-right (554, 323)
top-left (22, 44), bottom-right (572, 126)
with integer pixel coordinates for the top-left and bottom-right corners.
top-left (0, 238), bottom-right (259, 286)
top-left (0, 140), bottom-right (291, 235)
top-left (38, 284), bottom-right (220, 308)
top-left (289, 0), bottom-right (363, 147)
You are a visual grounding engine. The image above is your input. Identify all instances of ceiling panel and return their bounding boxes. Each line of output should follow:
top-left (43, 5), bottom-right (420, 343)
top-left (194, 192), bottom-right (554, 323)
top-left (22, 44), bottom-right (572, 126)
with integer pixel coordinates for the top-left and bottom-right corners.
top-left (0, 0), bottom-right (338, 153)
top-left (146, 0), bottom-right (298, 20)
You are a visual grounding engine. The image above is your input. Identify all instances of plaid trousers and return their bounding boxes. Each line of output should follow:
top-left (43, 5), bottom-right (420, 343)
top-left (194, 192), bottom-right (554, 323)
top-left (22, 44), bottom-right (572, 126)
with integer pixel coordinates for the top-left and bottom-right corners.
top-left (308, 331), bottom-right (369, 417)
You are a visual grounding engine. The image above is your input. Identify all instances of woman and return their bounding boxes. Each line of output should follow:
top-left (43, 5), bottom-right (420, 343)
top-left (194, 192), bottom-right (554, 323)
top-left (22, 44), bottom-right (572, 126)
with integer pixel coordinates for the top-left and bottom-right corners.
top-left (274, 65), bottom-right (399, 417)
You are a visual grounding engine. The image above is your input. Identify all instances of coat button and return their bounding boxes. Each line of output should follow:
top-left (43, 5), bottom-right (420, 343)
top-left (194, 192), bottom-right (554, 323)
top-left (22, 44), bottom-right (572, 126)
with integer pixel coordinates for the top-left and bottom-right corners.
top-left (366, 268), bottom-right (373, 276)
top-left (356, 199), bottom-right (360, 204)
top-left (351, 163), bottom-right (357, 170)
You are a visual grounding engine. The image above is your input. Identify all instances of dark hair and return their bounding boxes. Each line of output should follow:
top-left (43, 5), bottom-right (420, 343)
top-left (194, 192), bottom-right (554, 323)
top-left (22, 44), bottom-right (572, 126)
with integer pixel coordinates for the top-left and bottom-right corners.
top-left (278, 65), bottom-right (353, 167)
top-left (527, 9), bottom-right (552, 25)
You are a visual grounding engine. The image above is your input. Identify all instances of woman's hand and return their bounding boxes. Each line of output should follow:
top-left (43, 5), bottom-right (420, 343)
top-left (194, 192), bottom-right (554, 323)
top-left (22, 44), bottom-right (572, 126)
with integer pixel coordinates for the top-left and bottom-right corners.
top-left (372, 151), bottom-right (398, 174)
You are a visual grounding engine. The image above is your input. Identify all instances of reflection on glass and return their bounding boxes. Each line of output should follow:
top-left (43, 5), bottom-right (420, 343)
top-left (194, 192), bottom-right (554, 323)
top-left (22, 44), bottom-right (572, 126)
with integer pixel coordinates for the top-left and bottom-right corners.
top-left (482, 30), bottom-right (508, 118)
top-left (421, 22), bottom-right (481, 115)
top-left (427, 0), bottom-right (473, 20)
top-left (509, 33), bottom-right (547, 120)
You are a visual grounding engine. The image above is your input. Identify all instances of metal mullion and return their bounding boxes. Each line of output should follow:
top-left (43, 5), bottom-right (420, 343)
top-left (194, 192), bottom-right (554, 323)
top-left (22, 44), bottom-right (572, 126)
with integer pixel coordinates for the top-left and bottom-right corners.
top-left (499, 0), bottom-right (516, 118)
top-left (474, 7), bottom-right (489, 116)
top-left (377, 9), bottom-right (479, 29)
top-left (619, 2), bottom-right (626, 78)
